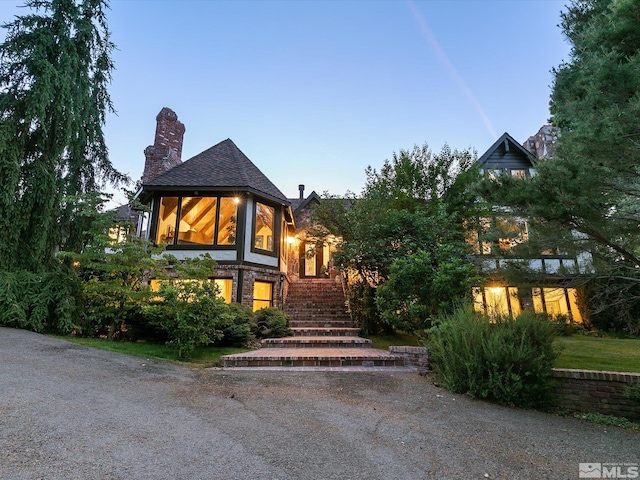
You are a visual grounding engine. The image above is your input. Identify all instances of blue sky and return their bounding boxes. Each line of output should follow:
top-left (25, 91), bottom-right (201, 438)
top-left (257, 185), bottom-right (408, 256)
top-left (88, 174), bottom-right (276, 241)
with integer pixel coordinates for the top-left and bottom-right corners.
top-left (0, 0), bottom-right (570, 204)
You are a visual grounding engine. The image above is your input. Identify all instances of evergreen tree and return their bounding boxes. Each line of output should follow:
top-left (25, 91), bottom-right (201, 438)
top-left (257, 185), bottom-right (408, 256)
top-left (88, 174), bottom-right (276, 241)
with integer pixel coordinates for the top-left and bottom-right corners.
top-left (0, 0), bottom-right (125, 272)
top-left (478, 0), bottom-right (640, 333)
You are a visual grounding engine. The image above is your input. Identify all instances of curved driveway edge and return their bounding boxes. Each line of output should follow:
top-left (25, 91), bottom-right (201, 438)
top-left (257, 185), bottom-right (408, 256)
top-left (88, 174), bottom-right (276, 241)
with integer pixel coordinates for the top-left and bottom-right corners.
top-left (0, 327), bottom-right (637, 480)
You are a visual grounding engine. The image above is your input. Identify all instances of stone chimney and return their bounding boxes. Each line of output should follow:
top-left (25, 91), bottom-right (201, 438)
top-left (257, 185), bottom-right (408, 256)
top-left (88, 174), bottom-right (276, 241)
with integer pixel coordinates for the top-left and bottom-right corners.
top-left (523, 125), bottom-right (560, 160)
top-left (141, 107), bottom-right (186, 183)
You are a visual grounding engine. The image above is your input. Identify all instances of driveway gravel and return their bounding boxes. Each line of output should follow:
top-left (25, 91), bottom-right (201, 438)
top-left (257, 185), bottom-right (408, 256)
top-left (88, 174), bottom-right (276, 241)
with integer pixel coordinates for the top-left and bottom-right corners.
top-left (0, 327), bottom-right (637, 480)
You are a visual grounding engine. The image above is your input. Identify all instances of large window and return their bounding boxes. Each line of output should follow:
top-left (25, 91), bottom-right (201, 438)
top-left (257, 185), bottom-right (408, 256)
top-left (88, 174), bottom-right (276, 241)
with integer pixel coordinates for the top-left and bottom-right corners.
top-left (178, 197), bottom-right (217, 245)
top-left (254, 202), bottom-right (275, 252)
top-left (156, 197), bottom-right (178, 244)
top-left (155, 196), bottom-right (237, 246)
top-left (533, 287), bottom-right (582, 322)
top-left (253, 281), bottom-right (273, 311)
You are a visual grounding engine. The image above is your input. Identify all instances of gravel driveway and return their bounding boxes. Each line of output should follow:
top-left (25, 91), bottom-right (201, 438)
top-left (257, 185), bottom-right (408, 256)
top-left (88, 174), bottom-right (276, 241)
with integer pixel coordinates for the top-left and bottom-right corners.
top-left (0, 327), bottom-right (637, 480)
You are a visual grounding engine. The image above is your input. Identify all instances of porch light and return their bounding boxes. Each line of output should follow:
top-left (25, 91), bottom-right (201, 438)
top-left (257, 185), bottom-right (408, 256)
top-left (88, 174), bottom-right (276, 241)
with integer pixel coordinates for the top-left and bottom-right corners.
top-left (286, 236), bottom-right (296, 245)
top-left (233, 197), bottom-right (240, 204)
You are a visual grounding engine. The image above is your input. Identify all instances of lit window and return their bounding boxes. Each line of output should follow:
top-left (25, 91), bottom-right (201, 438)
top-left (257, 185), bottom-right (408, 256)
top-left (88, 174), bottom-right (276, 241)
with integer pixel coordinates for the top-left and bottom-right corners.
top-left (178, 197), bottom-right (217, 245)
top-left (155, 196), bottom-right (239, 247)
top-left (214, 278), bottom-right (233, 304)
top-left (253, 281), bottom-right (273, 311)
top-left (156, 197), bottom-right (178, 244)
top-left (254, 202), bottom-right (275, 251)
top-left (510, 169), bottom-right (527, 179)
top-left (217, 198), bottom-right (237, 245)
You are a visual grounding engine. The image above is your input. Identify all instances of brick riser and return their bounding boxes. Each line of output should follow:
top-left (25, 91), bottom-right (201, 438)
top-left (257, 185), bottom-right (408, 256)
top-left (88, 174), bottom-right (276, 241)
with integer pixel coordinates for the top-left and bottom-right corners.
top-left (221, 358), bottom-right (405, 368)
top-left (262, 336), bottom-right (372, 348)
top-left (291, 328), bottom-right (360, 336)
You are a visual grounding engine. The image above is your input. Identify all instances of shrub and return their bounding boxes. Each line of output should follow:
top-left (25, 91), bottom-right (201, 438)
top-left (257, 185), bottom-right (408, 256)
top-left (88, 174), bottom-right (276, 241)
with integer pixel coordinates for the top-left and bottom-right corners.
top-left (376, 247), bottom-right (479, 333)
top-left (344, 279), bottom-right (391, 335)
top-left (0, 269), bottom-right (80, 334)
top-left (428, 308), bottom-right (558, 408)
top-left (143, 282), bottom-right (225, 359)
top-left (215, 303), bottom-right (255, 347)
top-left (253, 308), bottom-right (292, 338)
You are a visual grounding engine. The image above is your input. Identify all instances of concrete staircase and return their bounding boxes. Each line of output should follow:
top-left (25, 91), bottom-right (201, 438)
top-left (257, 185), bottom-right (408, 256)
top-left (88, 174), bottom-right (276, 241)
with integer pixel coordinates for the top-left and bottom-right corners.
top-left (220, 278), bottom-right (406, 368)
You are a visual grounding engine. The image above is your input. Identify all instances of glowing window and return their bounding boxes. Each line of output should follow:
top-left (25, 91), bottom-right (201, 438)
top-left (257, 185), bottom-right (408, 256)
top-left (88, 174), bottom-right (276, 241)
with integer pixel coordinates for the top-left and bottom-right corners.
top-left (484, 286), bottom-right (510, 317)
top-left (156, 197), bottom-right (178, 244)
top-left (177, 197), bottom-right (217, 245)
top-left (214, 278), bottom-right (233, 304)
top-left (253, 281), bottom-right (273, 311)
top-left (254, 202), bottom-right (275, 252)
top-left (217, 198), bottom-right (237, 245)
top-left (511, 169), bottom-right (527, 179)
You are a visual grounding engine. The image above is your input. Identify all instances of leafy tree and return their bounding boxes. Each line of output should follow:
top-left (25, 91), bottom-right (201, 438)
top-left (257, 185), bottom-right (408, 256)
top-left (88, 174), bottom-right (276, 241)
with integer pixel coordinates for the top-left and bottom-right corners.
top-left (478, 0), bottom-right (640, 333)
top-left (314, 144), bottom-right (485, 333)
top-left (0, 0), bottom-right (125, 272)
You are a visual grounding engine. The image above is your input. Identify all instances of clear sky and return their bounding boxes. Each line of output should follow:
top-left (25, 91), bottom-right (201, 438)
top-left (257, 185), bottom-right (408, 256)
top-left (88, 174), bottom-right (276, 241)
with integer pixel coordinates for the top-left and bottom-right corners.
top-left (0, 0), bottom-right (570, 205)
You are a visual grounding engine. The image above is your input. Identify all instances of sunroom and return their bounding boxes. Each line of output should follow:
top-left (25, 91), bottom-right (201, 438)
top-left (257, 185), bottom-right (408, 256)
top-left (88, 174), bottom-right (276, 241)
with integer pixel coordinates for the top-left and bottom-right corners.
top-left (136, 138), bottom-right (294, 311)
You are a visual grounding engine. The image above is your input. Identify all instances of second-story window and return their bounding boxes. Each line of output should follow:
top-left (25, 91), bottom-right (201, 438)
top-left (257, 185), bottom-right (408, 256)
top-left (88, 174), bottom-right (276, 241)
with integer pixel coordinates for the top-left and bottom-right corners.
top-left (155, 195), bottom-right (238, 246)
top-left (254, 202), bottom-right (275, 252)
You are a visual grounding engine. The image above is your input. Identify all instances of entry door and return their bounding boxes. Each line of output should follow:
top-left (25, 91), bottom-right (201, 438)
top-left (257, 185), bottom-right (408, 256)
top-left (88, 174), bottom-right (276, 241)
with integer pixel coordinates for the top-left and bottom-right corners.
top-left (301, 241), bottom-right (323, 277)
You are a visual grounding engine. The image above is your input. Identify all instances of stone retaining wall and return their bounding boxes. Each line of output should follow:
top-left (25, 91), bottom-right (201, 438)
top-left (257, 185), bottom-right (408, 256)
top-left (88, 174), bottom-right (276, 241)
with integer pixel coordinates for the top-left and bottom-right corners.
top-left (388, 346), bottom-right (428, 373)
top-left (552, 369), bottom-right (640, 421)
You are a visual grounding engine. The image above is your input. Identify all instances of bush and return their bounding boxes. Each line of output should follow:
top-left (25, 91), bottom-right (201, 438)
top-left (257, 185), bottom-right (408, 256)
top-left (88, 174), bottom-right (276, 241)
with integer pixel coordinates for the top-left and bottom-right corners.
top-left (428, 308), bottom-right (558, 408)
top-left (253, 308), bottom-right (292, 338)
top-left (143, 282), bottom-right (225, 359)
top-left (344, 279), bottom-right (391, 335)
top-left (376, 247), bottom-right (480, 333)
top-left (216, 303), bottom-right (255, 347)
top-left (0, 269), bottom-right (80, 334)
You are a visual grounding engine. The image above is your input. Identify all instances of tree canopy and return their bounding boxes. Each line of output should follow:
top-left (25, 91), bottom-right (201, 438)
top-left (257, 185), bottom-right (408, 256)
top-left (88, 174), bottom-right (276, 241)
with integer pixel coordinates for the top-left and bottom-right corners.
top-left (0, 0), bottom-right (125, 272)
top-left (479, 0), bottom-right (640, 333)
top-left (314, 143), bottom-right (484, 333)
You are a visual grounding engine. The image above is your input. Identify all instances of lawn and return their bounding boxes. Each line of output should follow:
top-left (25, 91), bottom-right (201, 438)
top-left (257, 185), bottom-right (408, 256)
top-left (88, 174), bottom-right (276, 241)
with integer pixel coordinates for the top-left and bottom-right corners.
top-left (554, 335), bottom-right (640, 373)
top-left (57, 336), bottom-right (250, 367)
top-left (369, 331), bottom-right (640, 374)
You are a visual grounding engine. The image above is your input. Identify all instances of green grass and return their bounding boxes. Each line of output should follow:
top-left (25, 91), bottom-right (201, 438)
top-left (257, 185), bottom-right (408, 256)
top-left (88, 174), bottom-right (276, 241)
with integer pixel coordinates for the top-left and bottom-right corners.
top-left (368, 331), bottom-right (422, 350)
top-left (55, 336), bottom-right (250, 367)
top-left (554, 335), bottom-right (640, 373)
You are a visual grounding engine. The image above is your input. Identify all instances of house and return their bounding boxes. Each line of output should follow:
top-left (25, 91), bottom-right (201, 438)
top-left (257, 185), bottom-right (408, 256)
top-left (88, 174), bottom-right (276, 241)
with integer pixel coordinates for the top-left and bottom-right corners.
top-left (471, 128), bottom-right (587, 321)
top-left (135, 108), bottom-right (295, 311)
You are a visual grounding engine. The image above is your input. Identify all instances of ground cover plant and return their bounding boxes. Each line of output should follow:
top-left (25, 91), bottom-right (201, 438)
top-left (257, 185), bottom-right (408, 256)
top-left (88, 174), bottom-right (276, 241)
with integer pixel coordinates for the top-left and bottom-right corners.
top-left (427, 308), bottom-right (558, 408)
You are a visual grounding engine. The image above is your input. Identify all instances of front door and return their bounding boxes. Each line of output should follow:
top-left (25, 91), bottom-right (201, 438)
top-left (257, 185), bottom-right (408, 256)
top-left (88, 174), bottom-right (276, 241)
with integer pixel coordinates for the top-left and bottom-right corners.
top-left (300, 241), bottom-right (325, 277)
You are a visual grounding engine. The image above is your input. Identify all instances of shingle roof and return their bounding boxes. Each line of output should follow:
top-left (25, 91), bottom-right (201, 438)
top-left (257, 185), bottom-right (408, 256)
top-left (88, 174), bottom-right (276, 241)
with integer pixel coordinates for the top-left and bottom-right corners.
top-left (143, 138), bottom-right (289, 204)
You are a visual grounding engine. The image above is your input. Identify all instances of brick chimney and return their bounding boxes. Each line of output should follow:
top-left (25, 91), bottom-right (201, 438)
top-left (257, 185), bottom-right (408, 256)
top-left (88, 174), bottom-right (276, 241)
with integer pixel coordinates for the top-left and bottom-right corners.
top-left (141, 107), bottom-right (186, 183)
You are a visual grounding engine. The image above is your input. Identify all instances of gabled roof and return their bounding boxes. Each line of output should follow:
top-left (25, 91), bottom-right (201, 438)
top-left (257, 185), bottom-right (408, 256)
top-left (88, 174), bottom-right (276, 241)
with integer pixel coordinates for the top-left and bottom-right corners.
top-left (289, 191), bottom-right (322, 215)
top-left (142, 138), bottom-right (289, 205)
top-left (477, 132), bottom-right (537, 169)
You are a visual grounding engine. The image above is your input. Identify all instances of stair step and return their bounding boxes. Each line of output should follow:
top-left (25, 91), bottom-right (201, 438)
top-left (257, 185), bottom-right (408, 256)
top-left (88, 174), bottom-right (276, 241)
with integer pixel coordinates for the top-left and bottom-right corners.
top-left (291, 327), bottom-right (361, 337)
top-left (290, 320), bottom-right (355, 328)
top-left (262, 336), bottom-right (371, 348)
top-left (221, 348), bottom-right (406, 368)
